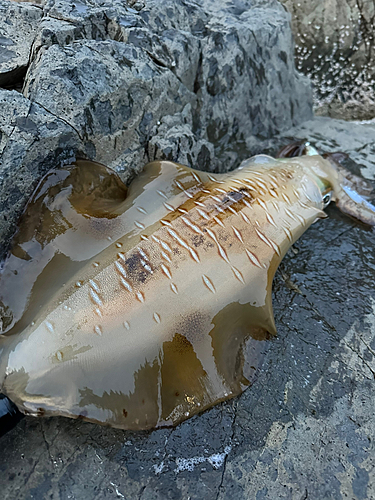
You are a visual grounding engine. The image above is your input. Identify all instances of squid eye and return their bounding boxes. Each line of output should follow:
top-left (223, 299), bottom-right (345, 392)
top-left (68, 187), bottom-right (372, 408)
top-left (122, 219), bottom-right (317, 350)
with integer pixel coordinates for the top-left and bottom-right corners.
top-left (323, 192), bottom-right (332, 207)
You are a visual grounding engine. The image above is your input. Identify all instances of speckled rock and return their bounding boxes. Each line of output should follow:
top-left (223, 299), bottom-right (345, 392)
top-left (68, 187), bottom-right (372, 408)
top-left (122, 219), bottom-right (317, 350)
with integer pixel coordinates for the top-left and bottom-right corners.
top-left (0, 1), bottom-right (43, 88)
top-left (280, 0), bottom-right (375, 120)
top-left (0, 89), bottom-right (82, 258)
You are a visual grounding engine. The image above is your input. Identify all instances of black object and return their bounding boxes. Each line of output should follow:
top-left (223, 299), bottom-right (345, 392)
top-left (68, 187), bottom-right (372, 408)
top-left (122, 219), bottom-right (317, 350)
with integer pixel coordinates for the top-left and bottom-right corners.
top-left (0, 394), bottom-right (23, 438)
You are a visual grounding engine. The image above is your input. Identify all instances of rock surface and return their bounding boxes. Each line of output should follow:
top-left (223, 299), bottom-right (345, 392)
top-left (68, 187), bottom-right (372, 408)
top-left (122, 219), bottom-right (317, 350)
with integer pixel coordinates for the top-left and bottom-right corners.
top-left (0, 0), bottom-right (311, 259)
top-left (1, 117), bottom-right (375, 499)
top-left (280, 0), bottom-right (375, 120)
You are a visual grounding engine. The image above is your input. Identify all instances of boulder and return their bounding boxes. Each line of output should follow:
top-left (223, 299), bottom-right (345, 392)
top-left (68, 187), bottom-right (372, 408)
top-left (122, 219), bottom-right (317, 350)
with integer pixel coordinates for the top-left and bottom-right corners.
top-left (281, 0), bottom-right (375, 120)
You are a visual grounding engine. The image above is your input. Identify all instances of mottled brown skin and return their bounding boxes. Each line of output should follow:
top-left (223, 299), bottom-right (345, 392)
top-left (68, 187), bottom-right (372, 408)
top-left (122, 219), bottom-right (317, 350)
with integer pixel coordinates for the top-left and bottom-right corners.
top-left (0, 153), bottom-right (370, 430)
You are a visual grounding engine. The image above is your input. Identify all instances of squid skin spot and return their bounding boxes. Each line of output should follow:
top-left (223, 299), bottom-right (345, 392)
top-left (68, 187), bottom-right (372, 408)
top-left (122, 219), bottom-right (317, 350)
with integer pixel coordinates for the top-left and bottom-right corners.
top-left (240, 212), bottom-right (251, 224)
top-left (282, 193), bottom-right (291, 205)
top-left (213, 215), bottom-right (225, 228)
top-left (116, 242), bottom-right (123, 248)
top-left (89, 288), bottom-right (103, 307)
top-left (75, 281), bottom-right (83, 288)
top-left (163, 202), bottom-right (175, 212)
top-left (123, 321), bottom-right (130, 330)
top-left (189, 248), bottom-right (200, 263)
top-left (232, 266), bottom-right (245, 284)
top-left (45, 321), bottom-right (54, 333)
top-left (202, 274), bottom-right (216, 294)
top-left (197, 208), bottom-right (210, 220)
top-left (298, 200), bottom-right (310, 210)
top-left (93, 262), bottom-right (99, 267)
top-left (170, 283), bottom-right (178, 294)
top-left (117, 252), bottom-right (126, 261)
top-left (120, 277), bottom-right (133, 292)
top-left (157, 190), bottom-right (168, 199)
top-left (95, 308), bottom-right (102, 317)
top-left (178, 207), bottom-right (189, 214)
top-left (89, 279), bottom-right (100, 293)
top-left (159, 239), bottom-right (173, 253)
top-left (295, 213), bottom-right (306, 226)
top-left (94, 325), bottom-right (103, 336)
top-left (167, 228), bottom-right (200, 263)
top-left (140, 234), bottom-right (149, 241)
top-left (245, 249), bottom-right (263, 268)
top-left (56, 351), bottom-right (63, 361)
top-left (136, 206), bottom-right (147, 214)
top-left (269, 188), bottom-right (278, 198)
top-left (232, 226), bottom-right (244, 243)
top-left (217, 244), bottom-right (230, 263)
top-left (191, 171), bottom-right (201, 183)
top-left (115, 260), bottom-right (127, 277)
top-left (284, 208), bottom-right (297, 221)
top-left (258, 199), bottom-right (267, 211)
top-left (153, 312), bottom-right (161, 324)
top-left (268, 179), bottom-right (279, 190)
top-left (282, 226), bottom-right (293, 242)
top-left (136, 291), bottom-right (145, 303)
top-left (255, 228), bottom-right (280, 255)
top-left (265, 212), bottom-right (277, 227)
top-left (134, 220), bottom-right (145, 230)
top-left (181, 216), bottom-right (203, 235)
top-left (161, 263), bottom-right (172, 279)
top-left (195, 200), bottom-right (206, 207)
top-left (161, 251), bottom-right (171, 263)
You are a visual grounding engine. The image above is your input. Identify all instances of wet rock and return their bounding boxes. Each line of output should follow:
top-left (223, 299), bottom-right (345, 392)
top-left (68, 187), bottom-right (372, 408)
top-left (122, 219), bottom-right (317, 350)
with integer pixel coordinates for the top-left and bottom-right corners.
top-left (281, 0), bottom-right (375, 120)
top-left (0, 89), bottom-right (82, 258)
top-left (264, 116), bottom-right (375, 181)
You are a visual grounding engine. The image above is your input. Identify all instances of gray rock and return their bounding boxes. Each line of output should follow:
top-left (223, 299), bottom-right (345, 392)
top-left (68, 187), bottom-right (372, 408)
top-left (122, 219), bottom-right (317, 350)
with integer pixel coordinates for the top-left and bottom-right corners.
top-left (0, 89), bottom-right (82, 259)
top-left (263, 115), bottom-right (375, 181)
top-left (0, 1), bottom-right (43, 88)
top-left (1, 117), bottom-right (375, 499)
top-left (280, 0), bottom-right (375, 120)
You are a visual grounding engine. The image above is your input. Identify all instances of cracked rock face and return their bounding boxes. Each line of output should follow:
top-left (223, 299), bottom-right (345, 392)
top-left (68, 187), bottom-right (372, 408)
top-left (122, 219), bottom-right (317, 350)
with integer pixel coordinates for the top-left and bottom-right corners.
top-left (0, 0), bottom-right (312, 259)
top-left (281, 0), bottom-right (375, 120)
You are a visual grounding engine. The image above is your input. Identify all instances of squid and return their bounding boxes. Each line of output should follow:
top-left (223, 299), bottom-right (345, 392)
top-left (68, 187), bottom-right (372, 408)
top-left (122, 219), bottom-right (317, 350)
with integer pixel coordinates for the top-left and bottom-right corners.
top-left (0, 142), bottom-right (374, 430)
